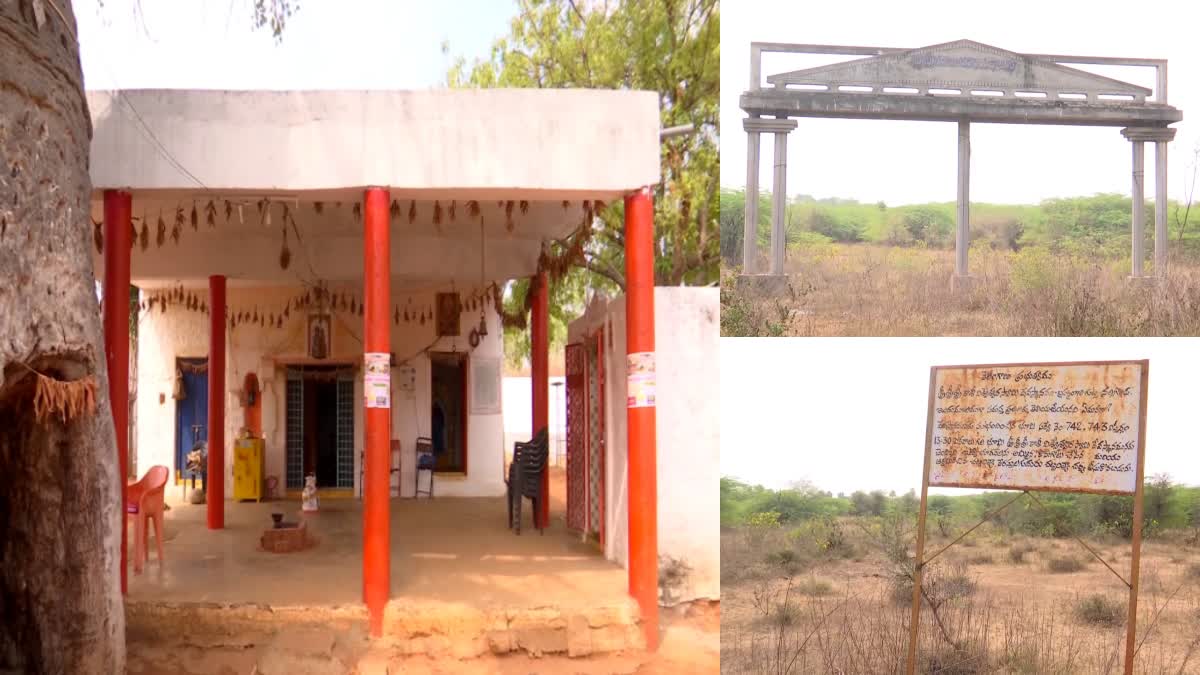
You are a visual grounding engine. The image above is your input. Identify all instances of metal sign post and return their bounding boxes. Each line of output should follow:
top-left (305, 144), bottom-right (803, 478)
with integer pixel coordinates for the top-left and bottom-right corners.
top-left (905, 360), bottom-right (1148, 675)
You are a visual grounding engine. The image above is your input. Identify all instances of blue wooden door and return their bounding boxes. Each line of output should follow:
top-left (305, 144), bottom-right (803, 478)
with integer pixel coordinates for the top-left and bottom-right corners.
top-left (175, 365), bottom-right (208, 481)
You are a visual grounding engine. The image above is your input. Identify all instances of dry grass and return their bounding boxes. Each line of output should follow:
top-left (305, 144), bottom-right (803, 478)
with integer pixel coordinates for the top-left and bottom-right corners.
top-left (722, 518), bottom-right (1200, 674)
top-left (721, 244), bottom-right (1200, 336)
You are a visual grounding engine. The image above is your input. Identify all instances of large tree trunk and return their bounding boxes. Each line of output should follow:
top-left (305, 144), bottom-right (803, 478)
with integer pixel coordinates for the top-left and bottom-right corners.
top-left (0, 1), bottom-right (125, 673)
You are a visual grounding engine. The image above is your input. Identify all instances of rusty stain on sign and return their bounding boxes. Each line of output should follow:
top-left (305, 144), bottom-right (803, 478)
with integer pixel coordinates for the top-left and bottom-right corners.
top-left (927, 361), bottom-right (1144, 495)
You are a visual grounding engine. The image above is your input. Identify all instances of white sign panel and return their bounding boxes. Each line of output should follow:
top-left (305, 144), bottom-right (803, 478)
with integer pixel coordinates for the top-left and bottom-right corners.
top-left (928, 361), bottom-right (1145, 495)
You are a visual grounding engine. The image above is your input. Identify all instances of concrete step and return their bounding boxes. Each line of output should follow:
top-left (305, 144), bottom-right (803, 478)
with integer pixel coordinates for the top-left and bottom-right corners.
top-left (125, 596), bottom-right (642, 663)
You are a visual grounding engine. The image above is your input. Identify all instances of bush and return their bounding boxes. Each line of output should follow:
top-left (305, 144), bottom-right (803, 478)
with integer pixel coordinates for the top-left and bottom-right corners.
top-left (1046, 556), bottom-right (1086, 573)
top-left (1186, 562), bottom-right (1200, 580)
top-left (1073, 594), bottom-right (1125, 627)
top-left (962, 552), bottom-right (993, 566)
top-left (789, 515), bottom-right (849, 556)
top-left (1007, 543), bottom-right (1035, 564)
top-left (1009, 246), bottom-right (1060, 295)
top-left (797, 577), bottom-right (834, 596)
top-left (922, 641), bottom-right (990, 675)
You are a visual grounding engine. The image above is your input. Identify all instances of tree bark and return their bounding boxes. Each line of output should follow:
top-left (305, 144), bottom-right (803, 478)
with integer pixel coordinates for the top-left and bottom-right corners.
top-left (0, 1), bottom-right (125, 673)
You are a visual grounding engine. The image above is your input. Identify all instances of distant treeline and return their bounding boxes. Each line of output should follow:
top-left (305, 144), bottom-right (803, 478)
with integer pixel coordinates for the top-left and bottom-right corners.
top-left (719, 189), bottom-right (1200, 263)
top-left (721, 476), bottom-right (1200, 540)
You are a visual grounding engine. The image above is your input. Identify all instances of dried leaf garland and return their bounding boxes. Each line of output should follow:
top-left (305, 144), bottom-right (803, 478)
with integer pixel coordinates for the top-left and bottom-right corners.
top-left (561, 200), bottom-right (569, 210)
top-left (408, 201), bottom-right (416, 225)
top-left (172, 207), bottom-right (183, 244)
top-left (353, 202), bottom-right (361, 222)
top-left (205, 200), bottom-right (217, 227)
top-left (156, 210), bottom-right (166, 247)
top-left (279, 225), bottom-right (292, 271)
top-left (225, 200), bottom-right (233, 222)
top-left (505, 200), bottom-right (515, 233)
top-left (349, 297), bottom-right (357, 315)
top-left (190, 202), bottom-right (198, 230)
top-left (519, 200), bottom-right (529, 215)
top-left (449, 200), bottom-right (457, 222)
top-left (130, 222), bottom-right (137, 251)
top-left (93, 219), bottom-right (103, 254)
top-left (394, 307), bottom-right (400, 325)
top-left (433, 201), bottom-right (442, 227)
top-left (390, 200), bottom-right (400, 219)
top-left (467, 200), bottom-right (480, 218)
top-left (32, 371), bottom-right (98, 424)
top-left (140, 222), bottom-right (149, 251)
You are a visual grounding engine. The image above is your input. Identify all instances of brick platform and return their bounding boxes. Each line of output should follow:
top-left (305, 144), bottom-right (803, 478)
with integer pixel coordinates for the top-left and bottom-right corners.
top-left (260, 522), bottom-right (310, 553)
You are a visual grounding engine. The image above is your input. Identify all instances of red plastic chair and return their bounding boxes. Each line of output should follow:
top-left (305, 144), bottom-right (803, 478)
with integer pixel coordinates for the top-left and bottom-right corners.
top-left (126, 465), bottom-right (169, 574)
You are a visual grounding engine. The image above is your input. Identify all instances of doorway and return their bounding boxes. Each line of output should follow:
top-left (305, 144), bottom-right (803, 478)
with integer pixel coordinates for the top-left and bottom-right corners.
top-left (285, 366), bottom-right (354, 491)
top-left (430, 352), bottom-right (467, 473)
top-left (174, 358), bottom-right (208, 484)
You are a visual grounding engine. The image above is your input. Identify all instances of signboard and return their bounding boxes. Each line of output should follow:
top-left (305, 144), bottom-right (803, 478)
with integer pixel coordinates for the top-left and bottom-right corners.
top-left (928, 361), bottom-right (1145, 494)
top-left (910, 359), bottom-right (1149, 675)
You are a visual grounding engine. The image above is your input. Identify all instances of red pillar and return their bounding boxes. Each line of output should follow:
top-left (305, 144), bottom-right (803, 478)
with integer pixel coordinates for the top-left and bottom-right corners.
top-left (102, 190), bottom-right (131, 594)
top-left (624, 187), bottom-right (658, 650)
top-left (207, 275), bottom-right (226, 529)
top-left (362, 187), bottom-right (392, 636)
top-left (530, 271), bottom-right (550, 529)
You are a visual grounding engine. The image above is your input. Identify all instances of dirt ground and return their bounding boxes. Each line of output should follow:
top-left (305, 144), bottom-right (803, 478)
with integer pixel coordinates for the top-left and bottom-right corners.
top-left (722, 525), bottom-right (1200, 674)
top-left (721, 244), bottom-right (1200, 337)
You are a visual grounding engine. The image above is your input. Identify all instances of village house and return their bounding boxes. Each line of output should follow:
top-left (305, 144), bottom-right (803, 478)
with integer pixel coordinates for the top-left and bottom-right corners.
top-left (89, 87), bottom-right (694, 656)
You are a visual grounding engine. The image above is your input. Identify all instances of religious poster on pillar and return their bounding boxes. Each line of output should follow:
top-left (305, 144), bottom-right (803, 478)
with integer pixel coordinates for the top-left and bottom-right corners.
top-left (627, 352), bottom-right (656, 409)
top-left (364, 352), bottom-right (391, 409)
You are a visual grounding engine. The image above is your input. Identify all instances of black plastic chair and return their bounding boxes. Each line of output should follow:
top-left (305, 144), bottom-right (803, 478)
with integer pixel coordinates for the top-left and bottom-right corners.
top-left (415, 436), bottom-right (434, 498)
top-left (506, 428), bottom-right (549, 535)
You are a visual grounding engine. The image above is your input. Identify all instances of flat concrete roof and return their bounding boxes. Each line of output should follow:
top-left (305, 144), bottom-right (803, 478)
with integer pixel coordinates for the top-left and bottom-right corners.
top-left (88, 88), bottom-right (661, 199)
top-left (741, 89), bottom-right (1183, 127)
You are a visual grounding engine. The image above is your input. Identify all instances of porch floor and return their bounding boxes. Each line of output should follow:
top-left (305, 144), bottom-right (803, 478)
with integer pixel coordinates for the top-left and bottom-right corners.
top-left (127, 481), bottom-right (620, 610)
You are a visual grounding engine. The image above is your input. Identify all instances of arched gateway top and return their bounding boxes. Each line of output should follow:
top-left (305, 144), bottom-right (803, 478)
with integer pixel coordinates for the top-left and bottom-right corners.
top-left (741, 40), bottom-right (1182, 127)
top-left (738, 40), bottom-right (1182, 281)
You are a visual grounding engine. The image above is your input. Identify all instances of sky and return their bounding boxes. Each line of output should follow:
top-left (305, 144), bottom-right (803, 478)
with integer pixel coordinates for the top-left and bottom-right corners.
top-left (721, 338), bottom-right (1200, 496)
top-left (76, 0), bottom-right (516, 91)
top-left (721, 0), bottom-right (1200, 206)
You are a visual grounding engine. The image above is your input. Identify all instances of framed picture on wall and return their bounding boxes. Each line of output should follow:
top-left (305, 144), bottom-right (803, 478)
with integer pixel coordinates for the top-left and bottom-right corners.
top-left (307, 313), bottom-right (332, 360)
top-left (436, 292), bottom-right (460, 337)
top-left (470, 356), bottom-right (502, 414)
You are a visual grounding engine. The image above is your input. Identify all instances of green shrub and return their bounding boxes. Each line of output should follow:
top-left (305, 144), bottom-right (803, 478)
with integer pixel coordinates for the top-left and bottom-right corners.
top-left (1010, 246), bottom-right (1059, 295)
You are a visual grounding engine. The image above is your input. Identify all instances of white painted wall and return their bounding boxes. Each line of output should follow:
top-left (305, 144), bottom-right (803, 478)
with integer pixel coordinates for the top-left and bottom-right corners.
top-left (502, 376), bottom-right (567, 467)
top-left (570, 288), bottom-right (720, 605)
top-left (134, 283), bottom-right (506, 501)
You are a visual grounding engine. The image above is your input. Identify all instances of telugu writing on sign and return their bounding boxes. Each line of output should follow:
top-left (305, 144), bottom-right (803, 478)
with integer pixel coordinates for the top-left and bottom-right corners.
top-left (928, 362), bottom-right (1144, 494)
